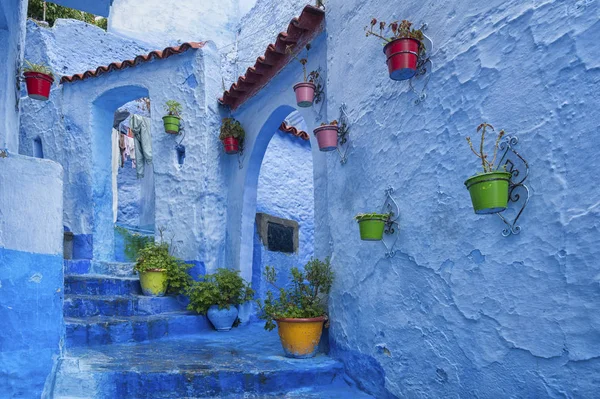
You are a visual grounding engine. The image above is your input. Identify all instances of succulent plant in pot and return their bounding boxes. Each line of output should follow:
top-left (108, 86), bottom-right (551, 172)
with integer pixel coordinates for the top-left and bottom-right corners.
top-left (219, 117), bottom-right (245, 154)
top-left (464, 123), bottom-right (512, 214)
top-left (365, 19), bottom-right (425, 81)
top-left (256, 258), bottom-right (333, 358)
top-left (163, 100), bottom-right (182, 134)
top-left (355, 212), bottom-right (392, 241)
top-left (313, 120), bottom-right (338, 152)
top-left (22, 60), bottom-right (54, 101)
top-left (287, 43), bottom-right (321, 108)
top-left (187, 268), bottom-right (254, 332)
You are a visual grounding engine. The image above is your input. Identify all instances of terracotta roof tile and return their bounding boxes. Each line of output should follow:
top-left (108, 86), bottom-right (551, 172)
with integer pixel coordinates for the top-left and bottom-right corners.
top-left (219, 5), bottom-right (325, 110)
top-left (60, 42), bottom-right (206, 84)
top-left (280, 122), bottom-right (309, 141)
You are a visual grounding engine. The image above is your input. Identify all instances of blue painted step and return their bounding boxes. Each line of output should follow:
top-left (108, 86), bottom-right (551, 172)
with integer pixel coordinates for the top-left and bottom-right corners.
top-left (52, 324), bottom-right (373, 398)
top-left (66, 312), bottom-right (210, 347)
top-left (65, 260), bottom-right (135, 277)
top-left (64, 294), bottom-right (187, 317)
top-left (65, 274), bottom-right (141, 296)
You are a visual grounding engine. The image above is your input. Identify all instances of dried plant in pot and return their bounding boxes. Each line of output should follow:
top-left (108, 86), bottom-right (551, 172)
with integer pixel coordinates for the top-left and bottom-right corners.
top-left (287, 43), bottom-right (320, 107)
top-left (186, 268), bottom-right (254, 332)
top-left (219, 117), bottom-right (245, 154)
top-left (365, 19), bottom-right (425, 81)
top-left (22, 60), bottom-right (54, 101)
top-left (464, 123), bottom-right (512, 214)
top-left (163, 100), bottom-right (182, 134)
top-left (313, 120), bottom-right (338, 152)
top-left (256, 258), bottom-right (333, 358)
top-left (355, 212), bottom-right (392, 241)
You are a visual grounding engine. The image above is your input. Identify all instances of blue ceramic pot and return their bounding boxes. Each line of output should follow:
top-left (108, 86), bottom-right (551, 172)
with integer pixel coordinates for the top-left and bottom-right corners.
top-left (207, 305), bottom-right (238, 331)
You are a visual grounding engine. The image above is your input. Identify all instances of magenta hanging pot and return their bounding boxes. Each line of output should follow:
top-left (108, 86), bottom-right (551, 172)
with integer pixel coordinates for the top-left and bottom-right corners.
top-left (293, 82), bottom-right (316, 108)
top-left (313, 125), bottom-right (338, 152)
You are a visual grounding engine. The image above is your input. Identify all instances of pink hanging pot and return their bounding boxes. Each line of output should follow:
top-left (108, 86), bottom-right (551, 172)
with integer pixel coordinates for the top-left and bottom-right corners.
top-left (293, 82), bottom-right (316, 108)
top-left (313, 125), bottom-right (338, 152)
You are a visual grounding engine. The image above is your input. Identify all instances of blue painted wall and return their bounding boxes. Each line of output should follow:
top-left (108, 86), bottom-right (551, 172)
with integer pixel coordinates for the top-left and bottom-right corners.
top-left (0, 155), bottom-right (64, 398)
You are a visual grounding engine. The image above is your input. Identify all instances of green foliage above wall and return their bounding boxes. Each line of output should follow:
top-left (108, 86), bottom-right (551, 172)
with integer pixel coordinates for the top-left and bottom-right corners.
top-left (27, 0), bottom-right (108, 30)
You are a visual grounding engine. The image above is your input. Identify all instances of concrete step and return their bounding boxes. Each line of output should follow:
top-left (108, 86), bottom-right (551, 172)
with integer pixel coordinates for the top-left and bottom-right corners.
top-left (65, 260), bottom-right (135, 277)
top-left (64, 294), bottom-right (187, 318)
top-left (52, 324), bottom-right (372, 398)
top-left (65, 312), bottom-right (210, 347)
top-left (65, 274), bottom-right (142, 296)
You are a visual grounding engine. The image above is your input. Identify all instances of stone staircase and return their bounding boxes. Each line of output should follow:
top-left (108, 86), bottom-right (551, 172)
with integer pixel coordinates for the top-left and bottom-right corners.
top-left (50, 260), bottom-right (374, 398)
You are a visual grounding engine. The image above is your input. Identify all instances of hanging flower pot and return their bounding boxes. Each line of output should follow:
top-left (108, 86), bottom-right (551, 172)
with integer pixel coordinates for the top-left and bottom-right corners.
top-left (313, 121), bottom-right (338, 152)
top-left (383, 38), bottom-right (421, 81)
top-left (163, 100), bottom-right (182, 134)
top-left (22, 61), bottom-right (54, 101)
top-left (220, 118), bottom-right (245, 155)
top-left (464, 123), bottom-right (512, 214)
top-left (365, 19), bottom-right (425, 81)
top-left (355, 213), bottom-right (390, 241)
top-left (293, 82), bottom-right (316, 107)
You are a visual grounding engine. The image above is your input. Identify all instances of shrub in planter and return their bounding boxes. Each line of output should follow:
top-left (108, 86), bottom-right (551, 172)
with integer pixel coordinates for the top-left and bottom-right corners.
top-left (464, 123), bottom-right (512, 214)
top-left (286, 43), bottom-right (322, 107)
top-left (257, 258), bottom-right (333, 358)
top-left (219, 117), bottom-right (245, 154)
top-left (355, 213), bottom-right (391, 241)
top-left (116, 226), bottom-right (153, 262)
top-left (133, 229), bottom-right (191, 297)
top-left (23, 60), bottom-right (54, 101)
top-left (187, 268), bottom-right (254, 331)
top-left (365, 19), bottom-right (425, 81)
top-left (163, 100), bottom-right (182, 134)
top-left (313, 120), bottom-right (339, 152)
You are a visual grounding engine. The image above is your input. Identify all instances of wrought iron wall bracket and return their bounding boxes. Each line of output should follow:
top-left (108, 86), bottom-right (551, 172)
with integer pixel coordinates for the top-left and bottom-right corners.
top-left (336, 103), bottom-right (350, 165)
top-left (407, 24), bottom-right (433, 105)
top-left (495, 136), bottom-right (530, 237)
top-left (380, 186), bottom-right (401, 257)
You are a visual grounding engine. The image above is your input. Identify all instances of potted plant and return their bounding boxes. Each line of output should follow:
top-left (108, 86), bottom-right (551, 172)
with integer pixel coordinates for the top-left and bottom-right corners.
top-left (365, 19), bottom-right (425, 81)
top-left (355, 212), bottom-right (391, 241)
top-left (257, 258), bottom-right (333, 358)
top-left (163, 100), bottom-right (182, 134)
top-left (313, 120), bottom-right (338, 152)
top-left (22, 60), bottom-right (54, 101)
top-left (287, 43), bottom-right (320, 108)
top-left (219, 117), bottom-right (245, 154)
top-left (464, 123), bottom-right (512, 214)
top-left (187, 268), bottom-right (254, 331)
top-left (133, 229), bottom-right (191, 297)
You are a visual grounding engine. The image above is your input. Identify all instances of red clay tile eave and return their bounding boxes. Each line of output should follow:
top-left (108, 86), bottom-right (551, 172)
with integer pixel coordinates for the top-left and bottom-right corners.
top-left (60, 42), bottom-right (206, 84)
top-left (219, 5), bottom-right (325, 110)
top-left (280, 122), bottom-right (309, 141)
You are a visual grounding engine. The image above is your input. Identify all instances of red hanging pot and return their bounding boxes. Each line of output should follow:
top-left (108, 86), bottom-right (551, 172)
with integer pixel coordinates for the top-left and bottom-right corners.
top-left (383, 38), bottom-right (421, 81)
top-left (293, 82), bottom-right (316, 108)
top-left (313, 125), bottom-right (338, 152)
top-left (222, 137), bottom-right (240, 154)
top-left (24, 72), bottom-right (54, 101)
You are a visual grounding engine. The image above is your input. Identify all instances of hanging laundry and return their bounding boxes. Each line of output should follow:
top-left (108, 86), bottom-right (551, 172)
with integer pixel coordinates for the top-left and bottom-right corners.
top-left (130, 114), bottom-right (152, 178)
top-left (119, 132), bottom-right (126, 168)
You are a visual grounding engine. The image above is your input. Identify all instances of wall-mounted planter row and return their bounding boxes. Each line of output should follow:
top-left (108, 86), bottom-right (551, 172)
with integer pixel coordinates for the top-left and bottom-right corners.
top-left (23, 61), bottom-right (54, 101)
top-left (314, 122), bottom-right (339, 152)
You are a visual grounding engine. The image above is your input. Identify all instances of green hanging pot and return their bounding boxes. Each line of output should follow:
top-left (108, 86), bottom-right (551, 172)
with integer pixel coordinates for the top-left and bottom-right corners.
top-left (163, 115), bottom-right (181, 134)
top-left (355, 213), bottom-right (389, 241)
top-left (464, 171), bottom-right (512, 214)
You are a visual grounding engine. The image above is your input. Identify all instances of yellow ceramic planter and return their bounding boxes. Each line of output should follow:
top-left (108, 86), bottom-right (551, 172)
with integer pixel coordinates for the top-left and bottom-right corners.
top-left (139, 269), bottom-right (168, 297)
top-left (276, 316), bottom-right (326, 358)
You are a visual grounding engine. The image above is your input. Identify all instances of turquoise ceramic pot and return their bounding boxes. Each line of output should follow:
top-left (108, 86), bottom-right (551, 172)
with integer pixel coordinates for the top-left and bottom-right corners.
top-left (207, 305), bottom-right (238, 331)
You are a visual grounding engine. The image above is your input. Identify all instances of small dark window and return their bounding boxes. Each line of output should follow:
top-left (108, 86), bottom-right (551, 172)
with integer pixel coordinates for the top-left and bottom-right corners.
top-left (267, 221), bottom-right (294, 253)
top-left (33, 137), bottom-right (44, 159)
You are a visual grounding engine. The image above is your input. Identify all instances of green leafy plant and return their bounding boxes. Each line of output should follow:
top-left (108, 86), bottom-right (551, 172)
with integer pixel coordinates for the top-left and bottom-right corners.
top-left (27, 0), bottom-right (108, 29)
top-left (116, 226), bottom-right (153, 262)
top-left (164, 100), bottom-right (182, 117)
top-left (22, 60), bottom-right (53, 78)
top-left (219, 117), bottom-right (245, 142)
top-left (133, 228), bottom-right (191, 295)
top-left (187, 268), bottom-right (254, 315)
top-left (466, 122), bottom-right (506, 173)
top-left (354, 212), bottom-right (391, 221)
top-left (257, 258), bottom-right (334, 331)
top-left (365, 19), bottom-right (425, 56)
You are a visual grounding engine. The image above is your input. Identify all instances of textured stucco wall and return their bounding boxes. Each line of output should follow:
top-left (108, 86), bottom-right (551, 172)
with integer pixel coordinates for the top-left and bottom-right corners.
top-left (0, 0), bottom-right (27, 152)
top-left (324, 0), bottom-right (600, 397)
top-left (0, 155), bottom-right (64, 398)
top-left (256, 130), bottom-right (314, 264)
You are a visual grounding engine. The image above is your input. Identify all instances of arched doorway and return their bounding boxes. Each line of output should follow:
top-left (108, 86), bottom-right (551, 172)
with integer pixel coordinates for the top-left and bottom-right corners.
top-left (91, 85), bottom-right (154, 261)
